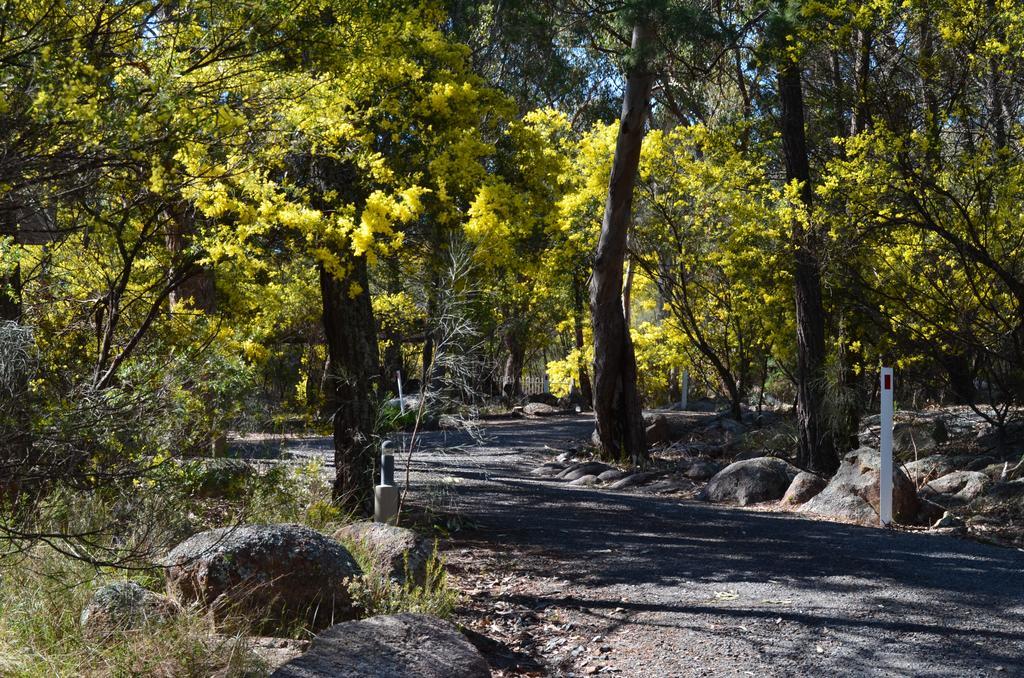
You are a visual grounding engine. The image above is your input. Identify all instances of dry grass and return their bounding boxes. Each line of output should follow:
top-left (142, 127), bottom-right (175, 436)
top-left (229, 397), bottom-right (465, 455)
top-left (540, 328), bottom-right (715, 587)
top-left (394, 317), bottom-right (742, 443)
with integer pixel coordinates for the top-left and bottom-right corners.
top-left (0, 547), bottom-right (268, 677)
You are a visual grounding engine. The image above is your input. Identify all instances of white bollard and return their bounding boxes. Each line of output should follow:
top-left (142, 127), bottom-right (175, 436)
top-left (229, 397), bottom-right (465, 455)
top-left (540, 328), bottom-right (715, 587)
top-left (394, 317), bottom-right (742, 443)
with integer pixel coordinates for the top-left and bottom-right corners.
top-left (375, 448), bottom-right (399, 524)
top-left (879, 367), bottom-right (894, 526)
top-left (374, 484), bottom-right (399, 524)
top-left (396, 370), bottom-right (405, 414)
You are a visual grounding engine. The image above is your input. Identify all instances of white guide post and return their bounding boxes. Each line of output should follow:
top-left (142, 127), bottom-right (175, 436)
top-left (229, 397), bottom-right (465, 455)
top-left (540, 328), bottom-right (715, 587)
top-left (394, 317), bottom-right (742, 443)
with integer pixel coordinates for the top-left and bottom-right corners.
top-left (879, 367), bottom-right (894, 526)
top-left (681, 370), bottom-right (690, 410)
top-left (396, 370), bottom-right (405, 414)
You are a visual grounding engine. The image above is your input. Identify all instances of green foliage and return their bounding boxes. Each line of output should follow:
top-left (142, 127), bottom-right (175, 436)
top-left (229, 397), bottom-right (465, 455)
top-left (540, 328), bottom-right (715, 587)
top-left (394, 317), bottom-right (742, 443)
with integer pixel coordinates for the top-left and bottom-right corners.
top-left (347, 543), bottom-right (458, 619)
top-left (245, 459), bottom-right (345, 531)
top-left (0, 548), bottom-right (266, 677)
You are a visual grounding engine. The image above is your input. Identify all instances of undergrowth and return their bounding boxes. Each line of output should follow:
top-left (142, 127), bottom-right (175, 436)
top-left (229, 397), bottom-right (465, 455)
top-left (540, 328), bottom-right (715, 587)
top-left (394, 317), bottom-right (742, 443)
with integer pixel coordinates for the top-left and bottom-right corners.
top-left (0, 547), bottom-right (266, 677)
top-left (347, 542), bottom-right (458, 619)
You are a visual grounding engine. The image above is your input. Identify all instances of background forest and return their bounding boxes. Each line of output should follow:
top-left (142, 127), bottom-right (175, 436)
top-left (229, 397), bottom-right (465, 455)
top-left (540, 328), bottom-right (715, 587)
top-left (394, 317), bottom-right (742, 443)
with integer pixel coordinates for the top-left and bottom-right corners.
top-left (0, 0), bottom-right (1022, 673)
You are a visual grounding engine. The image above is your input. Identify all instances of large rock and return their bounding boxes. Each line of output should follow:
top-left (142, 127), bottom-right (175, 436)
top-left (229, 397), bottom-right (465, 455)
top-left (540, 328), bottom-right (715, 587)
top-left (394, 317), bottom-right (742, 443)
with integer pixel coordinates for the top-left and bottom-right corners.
top-left (164, 524), bottom-right (361, 633)
top-left (271, 613), bottom-right (489, 678)
top-left (597, 468), bottom-right (626, 482)
top-left (557, 461), bottom-right (612, 481)
top-left (903, 455), bottom-right (956, 484)
top-left (641, 475), bottom-right (695, 494)
top-left (782, 471), bottom-right (828, 506)
top-left (80, 581), bottom-right (179, 639)
top-left (530, 462), bottom-right (565, 477)
top-left (799, 448), bottom-right (921, 525)
top-left (921, 470), bottom-right (991, 505)
top-left (699, 458), bottom-right (799, 506)
top-left (607, 471), bottom-right (662, 490)
top-left (333, 522), bottom-right (431, 587)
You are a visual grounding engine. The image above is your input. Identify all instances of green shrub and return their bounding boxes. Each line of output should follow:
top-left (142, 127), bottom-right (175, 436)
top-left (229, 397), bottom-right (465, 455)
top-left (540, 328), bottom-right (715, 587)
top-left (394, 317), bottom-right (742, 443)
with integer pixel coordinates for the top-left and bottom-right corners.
top-left (347, 542), bottom-right (458, 620)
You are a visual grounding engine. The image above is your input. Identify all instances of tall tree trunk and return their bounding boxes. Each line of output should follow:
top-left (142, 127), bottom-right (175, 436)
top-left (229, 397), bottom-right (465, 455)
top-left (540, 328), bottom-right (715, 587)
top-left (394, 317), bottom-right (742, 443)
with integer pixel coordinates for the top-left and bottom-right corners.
top-left (166, 203), bottom-right (216, 314)
top-left (779, 57), bottom-right (838, 475)
top-left (320, 257), bottom-right (379, 513)
top-left (573, 271), bottom-right (593, 408)
top-left (590, 22), bottom-right (653, 465)
top-left (380, 259), bottom-right (405, 393)
top-left (850, 28), bottom-right (872, 136)
top-left (421, 272), bottom-right (439, 390)
top-left (501, 329), bottom-right (525, 402)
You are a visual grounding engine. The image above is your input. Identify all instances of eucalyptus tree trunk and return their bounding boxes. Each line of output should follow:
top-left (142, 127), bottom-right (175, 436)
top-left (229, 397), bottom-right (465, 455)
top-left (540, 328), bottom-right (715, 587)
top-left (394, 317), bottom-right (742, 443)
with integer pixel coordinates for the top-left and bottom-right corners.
top-left (590, 23), bottom-right (653, 465)
top-left (779, 57), bottom-right (838, 475)
top-left (850, 27), bottom-right (871, 136)
top-left (320, 257), bottom-right (379, 514)
top-left (501, 329), bottom-right (525, 402)
top-left (572, 271), bottom-right (593, 408)
top-left (166, 202), bottom-right (216, 314)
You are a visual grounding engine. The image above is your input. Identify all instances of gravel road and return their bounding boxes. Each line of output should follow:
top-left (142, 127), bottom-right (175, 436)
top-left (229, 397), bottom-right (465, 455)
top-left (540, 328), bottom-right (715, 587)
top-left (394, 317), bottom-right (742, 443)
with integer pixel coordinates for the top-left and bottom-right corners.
top-left (280, 415), bottom-right (1024, 677)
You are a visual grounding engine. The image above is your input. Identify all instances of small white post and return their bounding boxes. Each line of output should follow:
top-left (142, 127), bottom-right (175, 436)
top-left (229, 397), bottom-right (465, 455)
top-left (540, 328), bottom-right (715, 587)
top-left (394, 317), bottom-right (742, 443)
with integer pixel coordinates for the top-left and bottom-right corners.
top-left (375, 442), bottom-right (398, 524)
top-left (396, 370), bottom-right (405, 414)
top-left (681, 370), bottom-right (690, 410)
top-left (879, 366), bottom-right (894, 526)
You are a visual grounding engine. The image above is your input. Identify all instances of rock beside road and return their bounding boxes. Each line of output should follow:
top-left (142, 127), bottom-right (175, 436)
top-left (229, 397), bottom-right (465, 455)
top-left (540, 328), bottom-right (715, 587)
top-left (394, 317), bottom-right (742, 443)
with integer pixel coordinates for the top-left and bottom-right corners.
top-left (641, 475), bottom-right (696, 495)
top-left (164, 524), bottom-right (361, 633)
top-left (699, 458), bottom-right (799, 506)
top-left (598, 468), bottom-right (626, 482)
top-left (782, 472), bottom-right (828, 506)
top-left (271, 613), bottom-right (489, 678)
top-left (558, 461), bottom-right (612, 481)
top-left (607, 471), bottom-right (662, 490)
top-left (903, 455), bottom-right (957, 483)
top-left (333, 522), bottom-right (431, 587)
top-left (799, 448), bottom-right (922, 525)
top-left (921, 471), bottom-right (991, 505)
top-left (530, 462), bottom-right (565, 477)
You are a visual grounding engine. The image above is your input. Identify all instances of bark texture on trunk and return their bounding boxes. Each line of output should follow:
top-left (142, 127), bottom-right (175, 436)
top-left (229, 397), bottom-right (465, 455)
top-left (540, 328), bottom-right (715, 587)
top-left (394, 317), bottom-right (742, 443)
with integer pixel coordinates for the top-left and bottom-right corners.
top-left (501, 330), bottom-right (525, 402)
top-left (320, 258), bottom-right (379, 514)
top-left (850, 28), bottom-right (872, 136)
top-left (779, 58), bottom-right (838, 475)
top-left (573, 272), bottom-right (593, 408)
top-left (987, 0), bottom-right (1007, 150)
top-left (590, 23), bottom-right (653, 465)
top-left (166, 203), bottom-right (216, 313)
